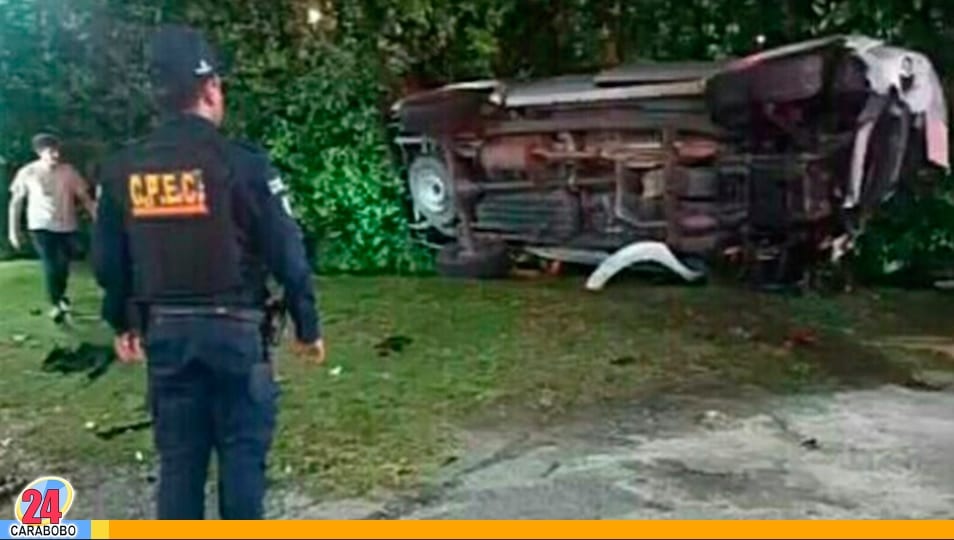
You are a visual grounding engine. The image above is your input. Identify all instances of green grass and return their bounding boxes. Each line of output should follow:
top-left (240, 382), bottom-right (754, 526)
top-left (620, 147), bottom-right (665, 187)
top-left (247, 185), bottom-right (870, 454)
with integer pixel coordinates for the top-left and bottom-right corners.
top-left (1, 261), bottom-right (953, 499)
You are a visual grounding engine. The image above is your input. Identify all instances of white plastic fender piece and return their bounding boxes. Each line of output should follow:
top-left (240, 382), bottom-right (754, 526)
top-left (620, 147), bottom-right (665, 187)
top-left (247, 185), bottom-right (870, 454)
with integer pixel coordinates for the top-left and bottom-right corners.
top-left (585, 241), bottom-right (705, 291)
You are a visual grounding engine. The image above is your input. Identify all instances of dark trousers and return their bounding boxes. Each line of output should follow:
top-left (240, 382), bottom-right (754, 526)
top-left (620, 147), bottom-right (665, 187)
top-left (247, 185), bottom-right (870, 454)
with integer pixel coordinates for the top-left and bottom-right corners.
top-left (145, 313), bottom-right (278, 520)
top-left (29, 230), bottom-right (73, 306)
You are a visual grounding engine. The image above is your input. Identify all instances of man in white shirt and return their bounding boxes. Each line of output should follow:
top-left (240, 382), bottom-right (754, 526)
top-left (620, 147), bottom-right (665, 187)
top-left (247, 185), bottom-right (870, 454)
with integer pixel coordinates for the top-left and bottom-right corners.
top-left (8, 134), bottom-right (96, 323)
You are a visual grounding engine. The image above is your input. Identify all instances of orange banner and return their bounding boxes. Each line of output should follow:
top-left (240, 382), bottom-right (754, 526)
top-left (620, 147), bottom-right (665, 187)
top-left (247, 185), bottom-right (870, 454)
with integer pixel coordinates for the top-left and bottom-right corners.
top-left (104, 520), bottom-right (954, 539)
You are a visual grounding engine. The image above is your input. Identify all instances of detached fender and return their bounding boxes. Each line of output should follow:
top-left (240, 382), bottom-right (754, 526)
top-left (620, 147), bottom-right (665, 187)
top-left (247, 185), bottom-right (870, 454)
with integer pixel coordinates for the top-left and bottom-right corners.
top-left (585, 241), bottom-right (706, 292)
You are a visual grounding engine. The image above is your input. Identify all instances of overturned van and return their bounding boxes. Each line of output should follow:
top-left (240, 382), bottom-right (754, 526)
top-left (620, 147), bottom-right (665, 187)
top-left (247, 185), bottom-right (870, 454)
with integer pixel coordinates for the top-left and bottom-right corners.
top-left (390, 35), bottom-right (949, 289)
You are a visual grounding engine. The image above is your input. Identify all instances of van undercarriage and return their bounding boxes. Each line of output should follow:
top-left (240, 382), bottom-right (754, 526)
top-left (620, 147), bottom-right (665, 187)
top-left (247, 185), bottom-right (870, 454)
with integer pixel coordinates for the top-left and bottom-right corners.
top-left (391, 36), bottom-right (949, 289)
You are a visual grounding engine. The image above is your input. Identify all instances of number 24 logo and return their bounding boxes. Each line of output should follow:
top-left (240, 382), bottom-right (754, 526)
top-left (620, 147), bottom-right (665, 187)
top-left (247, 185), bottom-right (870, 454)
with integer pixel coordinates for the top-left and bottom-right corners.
top-left (21, 488), bottom-right (63, 525)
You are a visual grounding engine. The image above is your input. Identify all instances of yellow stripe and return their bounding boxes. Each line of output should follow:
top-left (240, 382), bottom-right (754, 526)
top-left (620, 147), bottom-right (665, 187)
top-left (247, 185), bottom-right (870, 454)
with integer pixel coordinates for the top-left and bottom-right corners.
top-left (131, 204), bottom-right (209, 217)
top-left (104, 520), bottom-right (954, 539)
top-left (91, 520), bottom-right (110, 539)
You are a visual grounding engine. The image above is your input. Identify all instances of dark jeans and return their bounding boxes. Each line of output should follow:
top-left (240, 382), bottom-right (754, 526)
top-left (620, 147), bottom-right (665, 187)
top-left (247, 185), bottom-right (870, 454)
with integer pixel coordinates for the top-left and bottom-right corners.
top-left (29, 230), bottom-right (73, 306)
top-left (145, 313), bottom-right (278, 520)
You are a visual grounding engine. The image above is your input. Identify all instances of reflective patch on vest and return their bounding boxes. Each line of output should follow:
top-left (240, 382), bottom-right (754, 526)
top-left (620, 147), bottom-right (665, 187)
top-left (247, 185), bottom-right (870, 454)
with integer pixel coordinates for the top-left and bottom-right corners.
top-left (268, 175), bottom-right (294, 216)
top-left (268, 176), bottom-right (287, 195)
top-left (127, 170), bottom-right (209, 218)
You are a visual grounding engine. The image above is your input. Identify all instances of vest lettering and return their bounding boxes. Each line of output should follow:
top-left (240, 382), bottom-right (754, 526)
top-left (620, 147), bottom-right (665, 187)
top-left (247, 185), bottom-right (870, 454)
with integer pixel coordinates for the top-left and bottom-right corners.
top-left (129, 174), bottom-right (148, 208)
top-left (161, 174), bottom-right (182, 205)
top-left (146, 174), bottom-right (160, 203)
top-left (182, 172), bottom-right (198, 205)
top-left (127, 169), bottom-right (209, 218)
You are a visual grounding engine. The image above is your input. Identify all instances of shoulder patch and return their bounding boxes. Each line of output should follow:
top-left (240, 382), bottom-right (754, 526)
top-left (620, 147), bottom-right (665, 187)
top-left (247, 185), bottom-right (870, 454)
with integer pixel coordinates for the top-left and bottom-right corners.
top-left (268, 175), bottom-right (295, 216)
top-left (268, 176), bottom-right (287, 196)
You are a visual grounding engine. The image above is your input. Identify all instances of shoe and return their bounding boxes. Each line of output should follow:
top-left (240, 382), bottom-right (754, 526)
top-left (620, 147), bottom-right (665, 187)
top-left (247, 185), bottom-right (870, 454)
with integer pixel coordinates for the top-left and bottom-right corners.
top-left (49, 306), bottom-right (66, 324)
top-left (59, 297), bottom-right (72, 313)
top-left (49, 305), bottom-right (73, 326)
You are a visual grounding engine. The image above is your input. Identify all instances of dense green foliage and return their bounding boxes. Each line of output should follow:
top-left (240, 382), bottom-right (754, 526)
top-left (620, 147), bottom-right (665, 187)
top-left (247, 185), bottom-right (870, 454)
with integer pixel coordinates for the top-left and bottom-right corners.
top-left (1, 0), bottom-right (952, 280)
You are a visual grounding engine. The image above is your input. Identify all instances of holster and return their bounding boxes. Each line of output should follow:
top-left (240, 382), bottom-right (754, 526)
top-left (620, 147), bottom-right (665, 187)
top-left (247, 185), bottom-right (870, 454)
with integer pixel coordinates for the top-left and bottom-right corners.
top-left (263, 296), bottom-right (288, 347)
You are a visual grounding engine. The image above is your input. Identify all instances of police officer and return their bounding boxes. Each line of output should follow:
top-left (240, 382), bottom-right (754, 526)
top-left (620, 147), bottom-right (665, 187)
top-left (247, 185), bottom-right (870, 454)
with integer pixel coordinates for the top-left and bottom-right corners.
top-left (93, 24), bottom-right (325, 520)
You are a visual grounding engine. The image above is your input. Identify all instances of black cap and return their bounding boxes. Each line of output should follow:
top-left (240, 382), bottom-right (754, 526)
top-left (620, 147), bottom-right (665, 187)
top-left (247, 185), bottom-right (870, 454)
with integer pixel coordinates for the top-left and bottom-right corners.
top-left (148, 24), bottom-right (225, 98)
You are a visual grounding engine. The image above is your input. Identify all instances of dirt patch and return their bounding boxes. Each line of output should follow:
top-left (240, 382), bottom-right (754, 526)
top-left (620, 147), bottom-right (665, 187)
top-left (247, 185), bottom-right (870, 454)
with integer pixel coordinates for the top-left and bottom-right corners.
top-left (402, 385), bottom-right (954, 519)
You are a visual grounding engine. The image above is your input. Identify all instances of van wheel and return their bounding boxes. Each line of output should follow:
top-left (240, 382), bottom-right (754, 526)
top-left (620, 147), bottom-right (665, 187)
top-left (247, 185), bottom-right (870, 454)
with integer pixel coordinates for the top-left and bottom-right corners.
top-left (437, 239), bottom-right (511, 280)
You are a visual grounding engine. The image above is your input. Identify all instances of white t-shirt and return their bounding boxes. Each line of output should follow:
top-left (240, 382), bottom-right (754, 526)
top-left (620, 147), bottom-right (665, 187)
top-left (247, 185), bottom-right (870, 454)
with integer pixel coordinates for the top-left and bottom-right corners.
top-left (10, 160), bottom-right (87, 233)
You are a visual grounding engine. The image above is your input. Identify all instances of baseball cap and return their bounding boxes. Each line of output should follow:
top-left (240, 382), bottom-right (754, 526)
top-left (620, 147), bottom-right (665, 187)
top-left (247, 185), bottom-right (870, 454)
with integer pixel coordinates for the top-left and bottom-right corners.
top-left (148, 24), bottom-right (227, 97)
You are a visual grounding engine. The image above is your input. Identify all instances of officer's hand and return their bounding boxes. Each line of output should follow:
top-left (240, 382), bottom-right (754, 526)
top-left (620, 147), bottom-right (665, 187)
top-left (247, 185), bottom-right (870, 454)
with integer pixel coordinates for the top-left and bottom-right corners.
top-left (294, 338), bottom-right (326, 365)
top-left (114, 332), bottom-right (144, 364)
top-left (8, 234), bottom-right (20, 251)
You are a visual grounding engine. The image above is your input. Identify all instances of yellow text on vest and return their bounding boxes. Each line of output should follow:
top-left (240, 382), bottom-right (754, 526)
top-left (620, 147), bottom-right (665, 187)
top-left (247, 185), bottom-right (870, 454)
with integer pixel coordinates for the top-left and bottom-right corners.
top-left (128, 170), bottom-right (209, 218)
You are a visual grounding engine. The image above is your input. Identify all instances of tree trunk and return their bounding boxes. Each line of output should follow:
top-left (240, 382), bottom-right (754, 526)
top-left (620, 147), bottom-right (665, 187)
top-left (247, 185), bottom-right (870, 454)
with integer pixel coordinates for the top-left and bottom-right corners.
top-left (550, 0), bottom-right (565, 74)
top-left (600, 0), bottom-right (622, 67)
top-left (782, 0), bottom-right (799, 39)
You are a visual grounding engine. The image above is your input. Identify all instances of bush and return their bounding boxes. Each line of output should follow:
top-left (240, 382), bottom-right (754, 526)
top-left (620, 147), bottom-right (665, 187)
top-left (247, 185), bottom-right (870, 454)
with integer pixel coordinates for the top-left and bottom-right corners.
top-left (259, 42), bottom-right (432, 274)
top-left (855, 179), bottom-right (954, 287)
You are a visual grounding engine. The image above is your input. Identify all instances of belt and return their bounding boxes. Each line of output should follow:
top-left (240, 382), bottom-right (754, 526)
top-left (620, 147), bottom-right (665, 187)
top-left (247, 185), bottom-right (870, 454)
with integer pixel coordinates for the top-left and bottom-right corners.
top-left (150, 305), bottom-right (265, 324)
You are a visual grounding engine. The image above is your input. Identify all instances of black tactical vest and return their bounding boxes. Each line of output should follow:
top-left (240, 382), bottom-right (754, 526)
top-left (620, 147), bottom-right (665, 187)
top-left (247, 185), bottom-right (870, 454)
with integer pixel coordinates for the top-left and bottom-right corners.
top-left (114, 124), bottom-right (244, 303)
